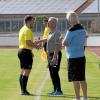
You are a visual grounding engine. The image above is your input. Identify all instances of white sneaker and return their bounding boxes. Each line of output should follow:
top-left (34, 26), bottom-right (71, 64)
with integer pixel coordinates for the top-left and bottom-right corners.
top-left (81, 97), bottom-right (89, 100)
top-left (73, 99), bottom-right (80, 100)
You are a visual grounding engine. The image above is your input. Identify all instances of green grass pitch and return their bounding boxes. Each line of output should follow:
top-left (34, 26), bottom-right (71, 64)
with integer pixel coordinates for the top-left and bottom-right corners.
top-left (0, 49), bottom-right (100, 100)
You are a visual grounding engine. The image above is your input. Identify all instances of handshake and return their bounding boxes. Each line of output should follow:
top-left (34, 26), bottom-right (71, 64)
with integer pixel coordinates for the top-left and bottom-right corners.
top-left (33, 36), bottom-right (64, 50)
top-left (33, 39), bottom-right (47, 49)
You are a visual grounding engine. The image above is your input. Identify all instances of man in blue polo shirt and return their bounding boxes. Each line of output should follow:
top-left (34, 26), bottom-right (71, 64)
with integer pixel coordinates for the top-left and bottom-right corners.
top-left (63, 11), bottom-right (88, 100)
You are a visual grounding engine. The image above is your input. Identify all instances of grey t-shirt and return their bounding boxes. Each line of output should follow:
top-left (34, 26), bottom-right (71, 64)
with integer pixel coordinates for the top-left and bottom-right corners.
top-left (47, 28), bottom-right (61, 54)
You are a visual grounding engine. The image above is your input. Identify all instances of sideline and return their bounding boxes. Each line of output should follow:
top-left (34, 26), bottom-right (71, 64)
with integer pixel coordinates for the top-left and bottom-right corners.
top-left (91, 51), bottom-right (100, 69)
top-left (92, 52), bottom-right (100, 58)
top-left (35, 70), bottom-right (49, 100)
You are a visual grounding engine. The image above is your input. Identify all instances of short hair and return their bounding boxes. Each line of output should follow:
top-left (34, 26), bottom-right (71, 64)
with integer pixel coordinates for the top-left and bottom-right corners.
top-left (48, 17), bottom-right (58, 24)
top-left (66, 11), bottom-right (79, 23)
top-left (24, 15), bottom-right (35, 24)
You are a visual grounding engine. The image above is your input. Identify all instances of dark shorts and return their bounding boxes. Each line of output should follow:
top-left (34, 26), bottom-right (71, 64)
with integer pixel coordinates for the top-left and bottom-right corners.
top-left (18, 49), bottom-right (33, 69)
top-left (67, 56), bottom-right (86, 82)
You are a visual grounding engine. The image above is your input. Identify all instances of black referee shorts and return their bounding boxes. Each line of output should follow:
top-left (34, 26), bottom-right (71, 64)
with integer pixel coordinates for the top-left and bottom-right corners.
top-left (67, 56), bottom-right (86, 82)
top-left (18, 49), bottom-right (33, 69)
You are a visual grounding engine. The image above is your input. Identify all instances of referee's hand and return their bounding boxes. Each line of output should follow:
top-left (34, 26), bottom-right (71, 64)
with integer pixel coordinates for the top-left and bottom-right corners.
top-left (35, 43), bottom-right (42, 49)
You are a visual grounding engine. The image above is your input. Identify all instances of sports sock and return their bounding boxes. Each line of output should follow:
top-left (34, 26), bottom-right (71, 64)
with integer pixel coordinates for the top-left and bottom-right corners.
top-left (22, 75), bottom-right (28, 92)
top-left (19, 74), bottom-right (23, 91)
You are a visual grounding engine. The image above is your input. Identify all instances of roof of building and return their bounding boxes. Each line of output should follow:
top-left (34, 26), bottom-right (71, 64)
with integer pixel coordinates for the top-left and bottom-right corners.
top-left (82, 0), bottom-right (100, 13)
top-left (0, 0), bottom-right (86, 14)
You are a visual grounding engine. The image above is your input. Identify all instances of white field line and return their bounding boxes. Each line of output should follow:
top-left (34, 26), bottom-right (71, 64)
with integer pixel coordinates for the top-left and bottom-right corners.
top-left (35, 70), bottom-right (49, 100)
top-left (92, 51), bottom-right (100, 58)
top-left (91, 51), bottom-right (100, 69)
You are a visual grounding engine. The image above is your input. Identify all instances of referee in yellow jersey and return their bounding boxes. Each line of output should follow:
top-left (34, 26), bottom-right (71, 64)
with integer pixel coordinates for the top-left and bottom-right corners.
top-left (18, 15), bottom-right (39, 95)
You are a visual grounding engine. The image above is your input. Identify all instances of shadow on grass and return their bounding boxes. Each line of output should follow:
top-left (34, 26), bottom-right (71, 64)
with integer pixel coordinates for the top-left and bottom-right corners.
top-left (33, 94), bottom-right (74, 99)
top-left (32, 94), bottom-right (100, 100)
top-left (87, 96), bottom-right (100, 100)
top-left (23, 93), bottom-right (100, 100)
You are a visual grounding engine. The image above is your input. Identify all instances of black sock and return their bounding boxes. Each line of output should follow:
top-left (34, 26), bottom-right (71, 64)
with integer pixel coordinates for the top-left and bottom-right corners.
top-left (22, 75), bottom-right (28, 92)
top-left (19, 75), bottom-right (23, 91)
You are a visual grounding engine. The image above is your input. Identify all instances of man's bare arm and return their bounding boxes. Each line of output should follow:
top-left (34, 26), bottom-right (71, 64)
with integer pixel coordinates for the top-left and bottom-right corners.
top-left (62, 40), bottom-right (68, 46)
top-left (35, 39), bottom-right (47, 44)
top-left (26, 40), bottom-right (40, 49)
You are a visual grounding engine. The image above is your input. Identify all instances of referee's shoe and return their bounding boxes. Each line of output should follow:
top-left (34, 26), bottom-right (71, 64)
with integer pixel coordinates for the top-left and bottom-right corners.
top-left (21, 90), bottom-right (31, 95)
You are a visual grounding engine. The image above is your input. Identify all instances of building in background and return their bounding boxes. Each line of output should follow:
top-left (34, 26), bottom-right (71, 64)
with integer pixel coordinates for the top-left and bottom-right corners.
top-left (80, 0), bottom-right (100, 34)
top-left (0, 0), bottom-right (100, 35)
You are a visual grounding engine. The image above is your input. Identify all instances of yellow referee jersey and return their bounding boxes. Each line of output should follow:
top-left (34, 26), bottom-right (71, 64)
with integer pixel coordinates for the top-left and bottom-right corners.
top-left (19, 25), bottom-right (34, 50)
top-left (43, 26), bottom-right (51, 39)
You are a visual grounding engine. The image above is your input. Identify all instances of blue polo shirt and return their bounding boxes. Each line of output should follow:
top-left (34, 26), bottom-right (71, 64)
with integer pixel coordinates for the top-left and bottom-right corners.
top-left (64, 24), bottom-right (86, 58)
